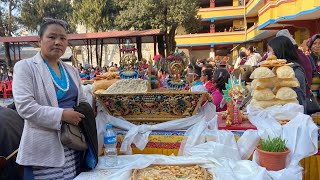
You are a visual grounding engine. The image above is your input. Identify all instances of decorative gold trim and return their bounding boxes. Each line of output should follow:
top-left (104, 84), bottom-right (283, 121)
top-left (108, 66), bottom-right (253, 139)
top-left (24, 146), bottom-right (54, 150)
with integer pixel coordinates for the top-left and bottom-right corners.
top-left (96, 91), bottom-right (212, 121)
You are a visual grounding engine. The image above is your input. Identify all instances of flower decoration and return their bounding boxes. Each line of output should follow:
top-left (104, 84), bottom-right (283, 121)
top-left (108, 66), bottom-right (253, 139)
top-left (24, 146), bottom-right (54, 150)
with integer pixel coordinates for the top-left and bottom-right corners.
top-left (153, 54), bottom-right (161, 61)
top-left (222, 76), bottom-right (247, 102)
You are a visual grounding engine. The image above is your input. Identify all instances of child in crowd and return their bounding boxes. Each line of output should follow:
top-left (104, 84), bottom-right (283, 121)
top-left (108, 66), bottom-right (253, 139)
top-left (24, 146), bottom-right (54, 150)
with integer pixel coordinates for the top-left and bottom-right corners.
top-left (200, 68), bottom-right (214, 93)
top-left (211, 68), bottom-right (230, 112)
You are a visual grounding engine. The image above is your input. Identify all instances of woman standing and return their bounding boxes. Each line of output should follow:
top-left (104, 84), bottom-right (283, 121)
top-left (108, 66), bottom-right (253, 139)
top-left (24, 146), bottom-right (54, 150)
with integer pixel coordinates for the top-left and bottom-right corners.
top-left (307, 34), bottom-right (320, 102)
top-left (268, 36), bottom-right (307, 112)
top-left (12, 18), bottom-right (87, 179)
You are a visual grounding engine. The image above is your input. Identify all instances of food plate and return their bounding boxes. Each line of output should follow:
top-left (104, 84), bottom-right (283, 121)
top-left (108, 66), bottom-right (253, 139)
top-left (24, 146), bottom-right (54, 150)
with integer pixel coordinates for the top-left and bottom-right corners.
top-left (130, 164), bottom-right (213, 180)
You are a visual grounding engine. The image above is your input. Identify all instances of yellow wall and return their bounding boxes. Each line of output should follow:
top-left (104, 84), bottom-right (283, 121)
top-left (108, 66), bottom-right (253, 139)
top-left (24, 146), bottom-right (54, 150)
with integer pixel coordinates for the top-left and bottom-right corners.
top-left (190, 50), bottom-right (210, 59)
top-left (233, 20), bottom-right (244, 29)
top-left (176, 32), bottom-right (245, 45)
top-left (294, 30), bottom-right (301, 45)
top-left (258, 0), bottom-right (320, 29)
top-left (198, 7), bottom-right (243, 19)
top-left (294, 28), bottom-right (310, 46)
top-left (246, 0), bottom-right (263, 14)
top-left (233, 0), bottom-right (239, 6)
top-left (176, 0), bottom-right (318, 50)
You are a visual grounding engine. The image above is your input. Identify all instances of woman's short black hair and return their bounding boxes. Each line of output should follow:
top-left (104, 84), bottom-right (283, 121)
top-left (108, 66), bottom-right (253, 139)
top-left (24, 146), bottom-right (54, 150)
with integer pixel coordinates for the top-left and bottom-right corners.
top-left (202, 68), bottom-right (213, 80)
top-left (38, 18), bottom-right (68, 38)
top-left (193, 65), bottom-right (202, 80)
top-left (247, 45), bottom-right (256, 53)
top-left (212, 68), bottom-right (230, 92)
top-left (268, 36), bottom-right (300, 64)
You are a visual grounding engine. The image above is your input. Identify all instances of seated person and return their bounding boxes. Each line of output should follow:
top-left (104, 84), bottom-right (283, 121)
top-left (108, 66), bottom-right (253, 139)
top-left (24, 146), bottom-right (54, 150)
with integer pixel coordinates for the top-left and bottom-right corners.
top-left (0, 106), bottom-right (24, 180)
top-left (200, 68), bottom-right (214, 93)
top-left (89, 69), bottom-right (96, 80)
top-left (79, 69), bottom-right (88, 79)
top-left (212, 68), bottom-right (230, 112)
top-left (190, 65), bottom-right (207, 92)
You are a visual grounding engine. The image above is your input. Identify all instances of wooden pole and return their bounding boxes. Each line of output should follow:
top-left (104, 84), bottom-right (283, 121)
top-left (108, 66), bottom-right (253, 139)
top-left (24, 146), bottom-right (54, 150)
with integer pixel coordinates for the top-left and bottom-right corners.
top-left (95, 38), bottom-right (98, 66)
top-left (147, 55), bottom-right (152, 92)
top-left (153, 36), bottom-right (157, 56)
top-left (86, 39), bottom-right (89, 64)
top-left (18, 42), bottom-right (21, 61)
top-left (157, 35), bottom-right (165, 58)
top-left (118, 38), bottom-right (122, 60)
top-left (12, 43), bottom-right (16, 64)
top-left (90, 39), bottom-right (93, 65)
top-left (100, 39), bottom-right (103, 67)
top-left (136, 37), bottom-right (142, 61)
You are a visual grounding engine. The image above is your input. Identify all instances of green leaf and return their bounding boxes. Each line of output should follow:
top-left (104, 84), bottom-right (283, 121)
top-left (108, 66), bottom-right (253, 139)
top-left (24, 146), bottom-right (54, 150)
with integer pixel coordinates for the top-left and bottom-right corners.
top-left (259, 136), bottom-right (287, 152)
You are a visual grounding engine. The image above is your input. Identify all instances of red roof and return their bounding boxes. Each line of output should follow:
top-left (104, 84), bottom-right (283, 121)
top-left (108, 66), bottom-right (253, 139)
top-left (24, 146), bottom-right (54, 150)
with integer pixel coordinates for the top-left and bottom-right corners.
top-left (0, 29), bottom-right (163, 47)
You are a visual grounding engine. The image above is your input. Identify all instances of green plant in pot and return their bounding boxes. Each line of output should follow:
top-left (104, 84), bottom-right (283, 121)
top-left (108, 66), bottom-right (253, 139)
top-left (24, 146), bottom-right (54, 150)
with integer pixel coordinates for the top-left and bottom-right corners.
top-left (256, 136), bottom-right (290, 171)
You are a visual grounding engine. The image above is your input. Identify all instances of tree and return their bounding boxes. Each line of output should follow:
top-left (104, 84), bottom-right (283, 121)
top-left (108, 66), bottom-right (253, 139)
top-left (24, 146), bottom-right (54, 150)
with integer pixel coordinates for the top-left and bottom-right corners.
top-left (20, 0), bottom-right (75, 33)
top-left (0, 0), bottom-right (21, 66)
top-left (72, 0), bottom-right (118, 66)
top-left (72, 0), bottom-right (117, 32)
top-left (114, 0), bottom-right (201, 56)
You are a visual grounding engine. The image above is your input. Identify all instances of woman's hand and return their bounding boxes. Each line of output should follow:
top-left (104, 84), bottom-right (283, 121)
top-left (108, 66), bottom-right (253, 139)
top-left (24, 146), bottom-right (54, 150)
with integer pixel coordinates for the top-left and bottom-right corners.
top-left (61, 110), bottom-right (85, 125)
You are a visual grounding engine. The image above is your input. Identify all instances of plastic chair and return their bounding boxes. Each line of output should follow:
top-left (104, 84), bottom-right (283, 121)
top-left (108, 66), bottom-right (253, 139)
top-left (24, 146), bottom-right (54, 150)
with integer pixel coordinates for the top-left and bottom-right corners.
top-left (0, 149), bottom-right (18, 169)
top-left (3, 81), bottom-right (12, 98)
top-left (0, 82), bottom-right (3, 98)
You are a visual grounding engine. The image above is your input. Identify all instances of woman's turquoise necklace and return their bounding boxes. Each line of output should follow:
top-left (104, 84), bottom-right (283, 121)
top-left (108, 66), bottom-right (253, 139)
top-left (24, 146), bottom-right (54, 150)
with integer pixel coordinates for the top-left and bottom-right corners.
top-left (44, 60), bottom-right (69, 100)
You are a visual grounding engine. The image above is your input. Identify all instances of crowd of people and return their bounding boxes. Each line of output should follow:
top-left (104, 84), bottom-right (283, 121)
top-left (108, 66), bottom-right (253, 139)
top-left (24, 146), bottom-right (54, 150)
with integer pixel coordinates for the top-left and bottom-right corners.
top-left (183, 29), bottom-right (320, 115)
top-left (69, 28), bottom-right (320, 115)
top-left (76, 63), bottom-right (119, 80)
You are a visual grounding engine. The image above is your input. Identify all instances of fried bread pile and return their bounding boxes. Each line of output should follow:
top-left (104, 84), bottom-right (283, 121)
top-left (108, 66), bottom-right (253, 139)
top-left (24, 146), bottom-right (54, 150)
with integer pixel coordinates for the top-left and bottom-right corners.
top-left (250, 56), bottom-right (299, 109)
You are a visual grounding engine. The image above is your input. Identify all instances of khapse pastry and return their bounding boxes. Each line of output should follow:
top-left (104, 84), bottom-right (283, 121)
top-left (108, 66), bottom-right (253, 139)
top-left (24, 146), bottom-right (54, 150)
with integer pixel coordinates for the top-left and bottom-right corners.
top-left (131, 165), bottom-right (213, 180)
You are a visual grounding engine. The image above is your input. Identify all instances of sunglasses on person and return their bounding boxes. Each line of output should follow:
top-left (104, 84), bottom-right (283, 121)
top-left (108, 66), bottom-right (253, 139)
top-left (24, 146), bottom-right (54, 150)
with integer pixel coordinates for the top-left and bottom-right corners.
top-left (43, 17), bottom-right (68, 29)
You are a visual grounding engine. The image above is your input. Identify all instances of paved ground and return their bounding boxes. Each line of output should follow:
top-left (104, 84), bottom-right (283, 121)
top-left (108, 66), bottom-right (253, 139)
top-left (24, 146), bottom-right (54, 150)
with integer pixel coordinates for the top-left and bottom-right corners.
top-left (0, 98), bottom-right (13, 107)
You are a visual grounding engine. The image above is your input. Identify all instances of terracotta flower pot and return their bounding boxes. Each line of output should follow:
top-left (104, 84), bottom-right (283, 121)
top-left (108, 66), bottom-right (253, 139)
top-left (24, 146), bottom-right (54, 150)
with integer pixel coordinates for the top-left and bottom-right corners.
top-left (256, 146), bottom-right (290, 171)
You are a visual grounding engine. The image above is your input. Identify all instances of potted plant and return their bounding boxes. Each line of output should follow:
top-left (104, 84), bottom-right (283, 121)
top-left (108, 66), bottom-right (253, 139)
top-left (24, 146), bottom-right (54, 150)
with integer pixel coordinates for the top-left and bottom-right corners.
top-left (255, 136), bottom-right (290, 171)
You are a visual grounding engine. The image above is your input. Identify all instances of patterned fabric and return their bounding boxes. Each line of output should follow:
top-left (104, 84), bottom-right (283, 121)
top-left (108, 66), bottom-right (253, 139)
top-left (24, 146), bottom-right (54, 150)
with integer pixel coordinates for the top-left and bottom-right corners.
top-left (25, 146), bottom-right (82, 180)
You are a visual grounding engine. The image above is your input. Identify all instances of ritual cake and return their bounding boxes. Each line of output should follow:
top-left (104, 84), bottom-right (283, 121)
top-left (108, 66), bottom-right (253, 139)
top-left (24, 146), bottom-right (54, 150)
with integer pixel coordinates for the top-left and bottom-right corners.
top-left (249, 56), bottom-right (299, 109)
top-left (259, 55), bottom-right (287, 67)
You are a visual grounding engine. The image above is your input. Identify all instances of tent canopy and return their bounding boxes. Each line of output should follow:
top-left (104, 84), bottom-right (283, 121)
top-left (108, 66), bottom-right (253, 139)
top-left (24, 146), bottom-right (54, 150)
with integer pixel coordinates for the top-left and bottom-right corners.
top-left (0, 29), bottom-right (164, 47)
